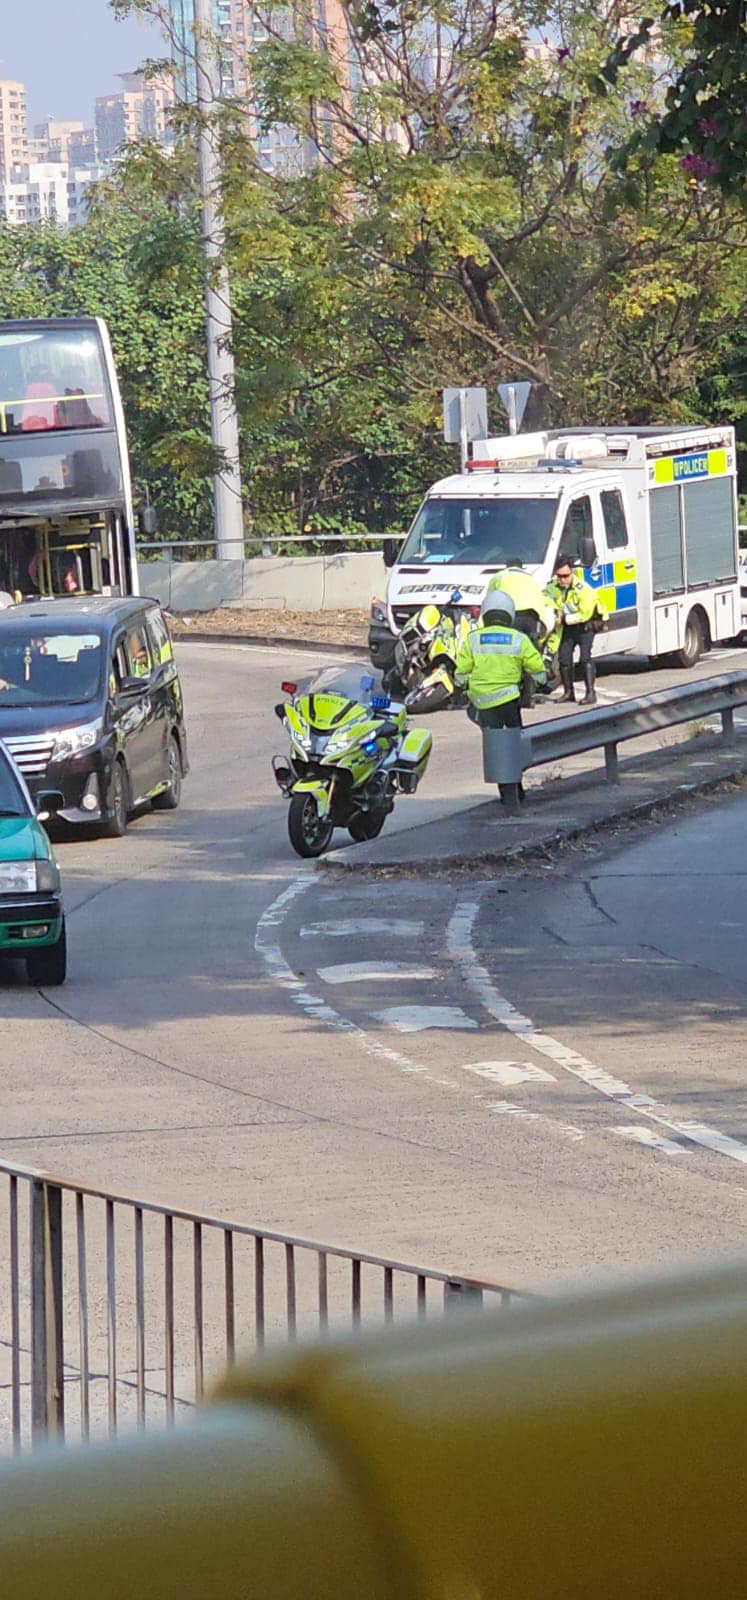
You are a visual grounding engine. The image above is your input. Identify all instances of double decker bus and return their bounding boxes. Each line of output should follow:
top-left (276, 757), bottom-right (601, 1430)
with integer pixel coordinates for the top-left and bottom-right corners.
top-left (0, 317), bottom-right (142, 602)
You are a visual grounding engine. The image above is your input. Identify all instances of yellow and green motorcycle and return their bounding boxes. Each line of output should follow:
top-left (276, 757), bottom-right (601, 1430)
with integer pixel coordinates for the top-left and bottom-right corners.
top-left (273, 664), bottom-right (432, 857)
top-left (385, 600), bottom-right (472, 714)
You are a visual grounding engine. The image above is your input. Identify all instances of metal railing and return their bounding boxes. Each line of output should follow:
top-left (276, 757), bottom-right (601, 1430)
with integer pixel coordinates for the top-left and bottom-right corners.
top-left (524, 669), bottom-right (747, 784)
top-left (0, 1157), bottom-right (525, 1453)
top-left (137, 534), bottom-right (384, 558)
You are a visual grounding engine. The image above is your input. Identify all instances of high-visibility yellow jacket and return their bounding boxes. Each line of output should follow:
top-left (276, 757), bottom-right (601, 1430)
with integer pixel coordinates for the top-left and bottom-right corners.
top-left (545, 571), bottom-right (606, 628)
top-left (455, 621), bottom-right (546, 709)
top-left (487, 568), bottom-right (554, 632)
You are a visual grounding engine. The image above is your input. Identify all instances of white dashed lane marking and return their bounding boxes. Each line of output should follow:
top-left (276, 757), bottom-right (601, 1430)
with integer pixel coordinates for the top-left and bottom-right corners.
top-left (614, 1126), bottom-right (690, 1156)
top-left (318, 962), bottom-right (437, 985)
top-left (449, 899), bottom-right (747, 1166)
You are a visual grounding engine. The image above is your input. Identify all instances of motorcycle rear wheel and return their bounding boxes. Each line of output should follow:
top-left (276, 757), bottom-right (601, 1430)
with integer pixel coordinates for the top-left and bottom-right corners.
top-left (348, 807), bottom-right (387, 843)
top-left (288, 793), bottom-right (335, 857)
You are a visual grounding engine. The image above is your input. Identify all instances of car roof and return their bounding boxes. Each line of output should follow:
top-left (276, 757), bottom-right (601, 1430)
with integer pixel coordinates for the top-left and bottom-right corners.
top-left (0, 597), bottom-right (161, 635)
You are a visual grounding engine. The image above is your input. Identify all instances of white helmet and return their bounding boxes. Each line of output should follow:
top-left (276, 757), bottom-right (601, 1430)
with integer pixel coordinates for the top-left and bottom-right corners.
top-left (482, 589), bottom-right (515, 623)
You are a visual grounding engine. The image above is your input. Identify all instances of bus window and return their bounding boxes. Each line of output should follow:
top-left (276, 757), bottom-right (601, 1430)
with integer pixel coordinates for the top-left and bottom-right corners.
top-left (0, 328), bottom-right (113, 435)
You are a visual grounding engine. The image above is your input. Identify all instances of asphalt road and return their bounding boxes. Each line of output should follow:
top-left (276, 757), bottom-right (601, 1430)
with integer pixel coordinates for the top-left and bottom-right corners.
top-left (2, 637), bottom-right (747, 1298)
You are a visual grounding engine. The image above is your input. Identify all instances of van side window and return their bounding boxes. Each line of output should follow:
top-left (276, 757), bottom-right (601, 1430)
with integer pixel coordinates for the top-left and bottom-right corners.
top-left (601, 489), bottom-right (629, 550)
top-left (559, 496), bottom-right (593, 562)
top-left (146, 607), bottom-right (173, 667)
top-left (125, 623), bottom-right (152, 680)
top-left (111, 640), bottom-right (129, 694)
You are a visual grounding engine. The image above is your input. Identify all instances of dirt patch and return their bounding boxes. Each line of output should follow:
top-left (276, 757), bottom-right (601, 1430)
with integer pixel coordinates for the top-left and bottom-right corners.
top-left (169, 606), bottom-right (369, 648)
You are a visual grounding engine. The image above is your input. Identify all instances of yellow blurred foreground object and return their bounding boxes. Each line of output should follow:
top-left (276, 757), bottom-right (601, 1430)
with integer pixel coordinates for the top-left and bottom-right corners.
top-left (4, 1259), bottom-right (747, 1598)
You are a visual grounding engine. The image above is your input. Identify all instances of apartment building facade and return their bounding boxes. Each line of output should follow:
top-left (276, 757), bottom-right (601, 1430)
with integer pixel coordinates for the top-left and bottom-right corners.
top-left (0, 80), bottom-right (29, 183)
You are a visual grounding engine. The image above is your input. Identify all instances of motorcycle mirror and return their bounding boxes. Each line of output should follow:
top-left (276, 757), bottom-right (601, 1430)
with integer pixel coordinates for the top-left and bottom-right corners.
top-left (275, 703), bottom-right (286, 720)
top-left (281, 681), bottom-right (297, 695)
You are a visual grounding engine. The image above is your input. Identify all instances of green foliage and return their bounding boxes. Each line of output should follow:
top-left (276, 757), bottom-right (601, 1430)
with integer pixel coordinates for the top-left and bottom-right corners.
top-left (601, 0), bottom-right (747, 199)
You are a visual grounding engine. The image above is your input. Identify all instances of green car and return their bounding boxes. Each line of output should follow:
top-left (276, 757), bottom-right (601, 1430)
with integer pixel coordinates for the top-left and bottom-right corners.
top-left (0, 741), bottom-right (65, 986)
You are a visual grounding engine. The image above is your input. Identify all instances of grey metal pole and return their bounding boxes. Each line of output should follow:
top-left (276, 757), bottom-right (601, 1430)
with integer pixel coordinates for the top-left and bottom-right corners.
top-left (193, 0), bottom-right (245, 560)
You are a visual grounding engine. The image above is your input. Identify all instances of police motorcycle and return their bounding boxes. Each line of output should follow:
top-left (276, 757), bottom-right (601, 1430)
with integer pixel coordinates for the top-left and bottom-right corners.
top-left (272, 664), bottom-right (432, 857)
top-left (384, 595), bottom-right (473, 713)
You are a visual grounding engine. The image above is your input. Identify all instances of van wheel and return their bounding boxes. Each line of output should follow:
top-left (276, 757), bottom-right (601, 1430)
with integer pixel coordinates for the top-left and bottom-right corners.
top-left (27, 920), bottom-right (67, 987)
top-left (675, 610), bottom-right (705, 668)
top-left (101, 761), bottom-right (129, 838)
top-left (152, 736), bottom-right (182, 810)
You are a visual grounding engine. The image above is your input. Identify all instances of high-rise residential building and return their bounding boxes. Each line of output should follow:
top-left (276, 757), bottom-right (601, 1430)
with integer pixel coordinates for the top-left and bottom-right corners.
top-left (95, 70), bottom-right (175, 161)
top-left (0, 80), bottom-right (29, 183)
top-left (167, 0), bottom-right (350, 173)
top-left (32, 119), bottom-right (86, 163)
top-left (0, 160), bottom-right (105, 227)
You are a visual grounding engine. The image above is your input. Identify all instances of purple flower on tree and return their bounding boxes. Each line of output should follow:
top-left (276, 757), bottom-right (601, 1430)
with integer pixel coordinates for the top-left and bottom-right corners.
top-left (629, 99), bottom-right (648, 115)
top-left (681, 152), bottom-right (720, 178)
top-left (697, 116), bottom-right (718, 137)
top-left (556, 46), bottom-right (571, 61)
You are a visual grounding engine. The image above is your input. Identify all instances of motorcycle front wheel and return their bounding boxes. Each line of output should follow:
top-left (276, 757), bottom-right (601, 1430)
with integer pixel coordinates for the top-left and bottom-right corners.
top-left (348, 807), bottom-right (388, 842)
top-left (288, 793), bottom-right (335, 857)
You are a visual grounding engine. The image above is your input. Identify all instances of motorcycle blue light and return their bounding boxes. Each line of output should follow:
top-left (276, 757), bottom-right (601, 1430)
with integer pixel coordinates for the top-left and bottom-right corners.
top-left (362, 739), bottom-right (378, 754)
top-left (360, 675), bottom-right (375, 692)
top-left (451, 588), bottom-right (462, 602)
top-left (371, 695), bottom-right (390, 709)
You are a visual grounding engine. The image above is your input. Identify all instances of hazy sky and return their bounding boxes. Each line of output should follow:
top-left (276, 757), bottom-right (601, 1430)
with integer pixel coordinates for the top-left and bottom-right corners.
top-left (1, 2), bottom-right (166, 129)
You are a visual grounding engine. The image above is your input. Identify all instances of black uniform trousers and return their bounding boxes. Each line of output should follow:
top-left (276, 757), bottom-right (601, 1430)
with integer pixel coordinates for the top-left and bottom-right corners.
top-left (558, 623), bottom-right (593, 668)
top-left (467, 699), bottom-right (522, 730)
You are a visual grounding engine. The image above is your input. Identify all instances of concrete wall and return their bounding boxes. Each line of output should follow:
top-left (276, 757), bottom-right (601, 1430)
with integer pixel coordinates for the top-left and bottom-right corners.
top-left (139, 552), bottom-right (385, 613)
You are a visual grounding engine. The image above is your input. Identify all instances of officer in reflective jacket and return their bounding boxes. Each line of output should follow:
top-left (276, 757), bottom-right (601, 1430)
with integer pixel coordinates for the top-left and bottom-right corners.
top-left (455, 590), bottom-right (547, 732)
top-left (545, 557), bottom-right (607, 705)
top-left (486, 559), bottom-right (555, 645)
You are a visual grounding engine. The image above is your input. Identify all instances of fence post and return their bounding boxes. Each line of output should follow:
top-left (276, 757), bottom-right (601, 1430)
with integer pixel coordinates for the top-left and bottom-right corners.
top-left (445, 1280), bottom-right (484, 1312)
top-left (31, 1179), bottom-right (64, 1440)
top-left (604, 743), bottom-right (619, 783)
top-left (721, 706), bottom-right (736, 745)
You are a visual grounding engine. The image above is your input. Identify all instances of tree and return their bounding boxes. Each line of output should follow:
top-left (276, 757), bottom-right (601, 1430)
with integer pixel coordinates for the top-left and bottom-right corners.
top-left (600, 0), bottom-right (747, 200)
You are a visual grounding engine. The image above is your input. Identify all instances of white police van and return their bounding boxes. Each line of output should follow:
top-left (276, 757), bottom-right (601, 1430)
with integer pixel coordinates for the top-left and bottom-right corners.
top-left (369, 425), bottom-right (740, 672)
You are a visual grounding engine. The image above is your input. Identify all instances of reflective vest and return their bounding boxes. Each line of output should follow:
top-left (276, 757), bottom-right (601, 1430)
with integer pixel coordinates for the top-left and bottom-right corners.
top-left (545, 571), bottom-right (605, 628)
top-left (488, 569), bottom-right (555, 632)
top-left (455, 622), bottom-right (546, 709)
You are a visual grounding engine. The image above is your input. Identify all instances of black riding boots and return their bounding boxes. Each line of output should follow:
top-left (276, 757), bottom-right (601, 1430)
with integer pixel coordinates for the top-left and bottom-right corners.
top-left (582, 664), bottom-right (597, 705)
top-left (560, 665), bottom-right (575, 702)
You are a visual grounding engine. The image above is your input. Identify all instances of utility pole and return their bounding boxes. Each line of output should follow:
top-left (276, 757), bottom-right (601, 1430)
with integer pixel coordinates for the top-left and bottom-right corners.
top-left (193, 0), bottom-right (245, 560)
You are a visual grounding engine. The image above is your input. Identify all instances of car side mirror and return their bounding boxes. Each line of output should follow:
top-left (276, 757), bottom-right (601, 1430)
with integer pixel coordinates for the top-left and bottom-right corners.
top-left (382, 538), bottom-right (401, 569)
top-left (138, 505), bottom-right (158, 537)
top-left (36, 790), bottom-right (64, 818)
top-left (580, 535), bottom-right (596, 569)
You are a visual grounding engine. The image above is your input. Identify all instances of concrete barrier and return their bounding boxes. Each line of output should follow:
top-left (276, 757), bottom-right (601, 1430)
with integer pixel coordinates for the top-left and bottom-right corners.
top-left (139, 552), bottom-right (385, 613)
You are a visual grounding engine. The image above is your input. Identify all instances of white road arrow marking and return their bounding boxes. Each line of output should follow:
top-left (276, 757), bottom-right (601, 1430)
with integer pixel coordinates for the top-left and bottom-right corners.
top-left (300, 919), bottom-right (425, 940)
top-left (319, 962), bottom-right (437, 985)
top-left (372, 1005), bottom-right (478, 1032)
top-left (463, 1061), bottom-right (556, 1087)
top-left (614, 1126), bottom-right (690, 1156)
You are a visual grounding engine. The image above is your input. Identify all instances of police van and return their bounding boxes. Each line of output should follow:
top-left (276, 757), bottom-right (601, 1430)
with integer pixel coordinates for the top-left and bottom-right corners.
top-left (369, 425), bottom-right (740, 672)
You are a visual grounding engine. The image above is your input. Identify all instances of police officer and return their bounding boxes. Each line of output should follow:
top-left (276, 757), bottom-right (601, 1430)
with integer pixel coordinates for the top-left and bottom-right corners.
top-left (487, 558), bottom-right (555, 644)
top-left (545, 557), bottom-right (607, 705)
top-left (456, 590), bottom-right (546, 726)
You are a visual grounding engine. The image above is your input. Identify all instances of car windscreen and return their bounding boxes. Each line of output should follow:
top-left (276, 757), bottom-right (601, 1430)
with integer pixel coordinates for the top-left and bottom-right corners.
top-left (0, 747), bottom-right (28, 815)
top-left (398, 496), bottom-right (560, 566)
top-left (0, 629), bottom-right (104, 706)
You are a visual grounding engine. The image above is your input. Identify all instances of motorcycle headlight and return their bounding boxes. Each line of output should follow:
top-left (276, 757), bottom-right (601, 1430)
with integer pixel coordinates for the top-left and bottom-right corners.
top-left (325, 728), bottom-right (356, 756)
top-left (0, 860), bottom-right (36, 894)
top-left (36, 859), bottom-right (60, 893)
top-left (370, 598), bottom-right (389, 625)
top-left (52, 720), bottom-right (101, 762)
top-left (292, 729), bottom-right (312, 755)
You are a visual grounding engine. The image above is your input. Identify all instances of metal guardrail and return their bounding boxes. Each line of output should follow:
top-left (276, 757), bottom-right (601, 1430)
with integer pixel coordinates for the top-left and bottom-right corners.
top-left (525, 669), bottom-right (747, 783)
top-left (0, 1157), bottom-right (525, 1452)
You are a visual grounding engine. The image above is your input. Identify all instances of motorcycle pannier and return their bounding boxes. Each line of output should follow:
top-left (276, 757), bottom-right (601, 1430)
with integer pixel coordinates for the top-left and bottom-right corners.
top-left (393, 728), bottom-right (432, 793)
